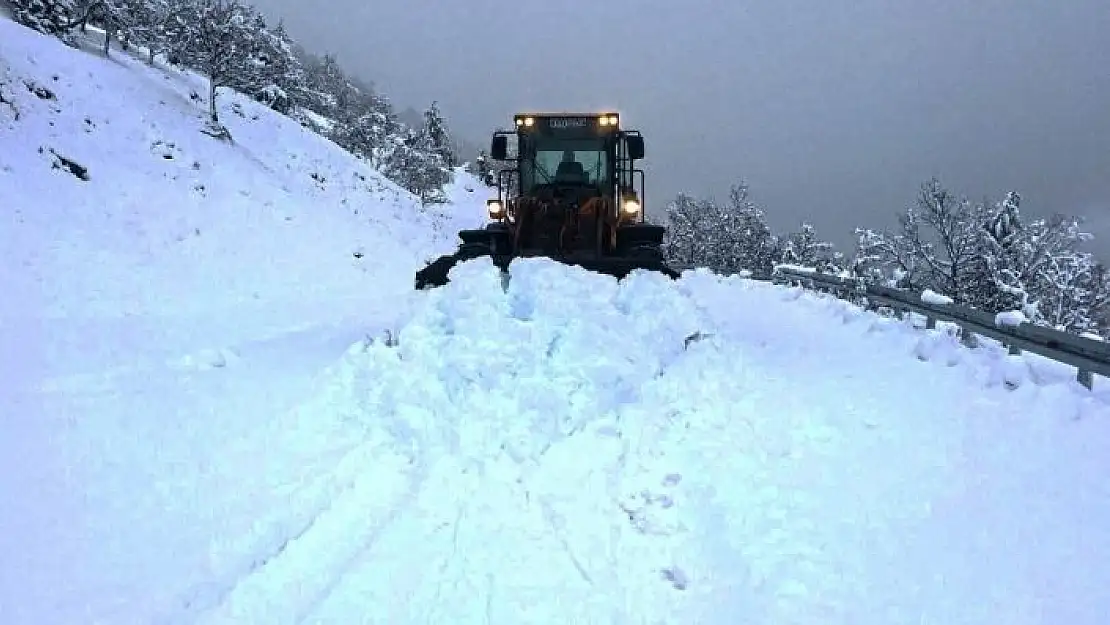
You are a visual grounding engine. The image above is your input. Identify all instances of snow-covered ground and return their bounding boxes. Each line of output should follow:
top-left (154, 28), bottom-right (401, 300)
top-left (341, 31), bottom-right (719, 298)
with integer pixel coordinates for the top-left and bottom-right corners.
top-left (3, 16), bottom-right (1110, 625)
top-left (0, 16), bottom-right (484, 624)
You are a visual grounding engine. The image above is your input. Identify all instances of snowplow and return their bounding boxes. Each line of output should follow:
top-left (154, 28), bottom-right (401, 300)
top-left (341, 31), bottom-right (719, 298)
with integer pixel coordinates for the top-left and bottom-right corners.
top-left (415, 112), bottom-right (679, 289)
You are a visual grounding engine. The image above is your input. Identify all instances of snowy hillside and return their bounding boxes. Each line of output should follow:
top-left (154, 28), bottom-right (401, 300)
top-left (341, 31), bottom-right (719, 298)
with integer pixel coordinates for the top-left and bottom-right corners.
top-left (0, 16), bottom-right (484, 624)
top-left (0, 17), bottom-right (481, 324)
top-left (3, 15), bottom-right (1110, 625)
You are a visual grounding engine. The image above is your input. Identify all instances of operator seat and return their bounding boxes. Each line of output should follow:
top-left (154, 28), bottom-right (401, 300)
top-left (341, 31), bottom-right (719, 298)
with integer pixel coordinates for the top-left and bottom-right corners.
top-left (554, 150), bottom-right (587, 183)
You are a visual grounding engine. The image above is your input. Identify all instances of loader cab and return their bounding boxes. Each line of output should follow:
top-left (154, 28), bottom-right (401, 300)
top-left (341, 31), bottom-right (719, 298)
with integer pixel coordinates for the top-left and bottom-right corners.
top-left (487, 113), bottom-right (646, 221)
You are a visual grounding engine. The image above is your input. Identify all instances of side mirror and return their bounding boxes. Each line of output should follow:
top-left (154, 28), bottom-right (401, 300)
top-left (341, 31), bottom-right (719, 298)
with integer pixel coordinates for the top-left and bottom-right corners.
top-left (491, 136), bottom-right (508, 160)
top-left (626, 135), bottom-right (645, 160)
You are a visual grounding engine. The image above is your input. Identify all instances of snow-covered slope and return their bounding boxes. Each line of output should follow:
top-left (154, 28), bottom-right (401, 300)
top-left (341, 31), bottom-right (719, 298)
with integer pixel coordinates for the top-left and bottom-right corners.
top-left (4, 16), bottom-right (1110, 625)
top-left (0, 17), bottom-right (480, 331)
top-left (0, 17), bottom-right (486, 624)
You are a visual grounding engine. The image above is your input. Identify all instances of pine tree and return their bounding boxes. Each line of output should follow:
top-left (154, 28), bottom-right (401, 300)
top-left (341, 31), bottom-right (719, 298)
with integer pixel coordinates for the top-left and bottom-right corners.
top-left (331, 105), bottom-right (395, 164)
top-left (661, 193), bottom-right (712, 269)
top-left (421, 100), bottom-right (455, 168)
top-left (300, 52), bottom-right (357, 118)
top-left (10, 0), bottom-right (76, 41)
top-left (380, 126), bottom-right (451, 205)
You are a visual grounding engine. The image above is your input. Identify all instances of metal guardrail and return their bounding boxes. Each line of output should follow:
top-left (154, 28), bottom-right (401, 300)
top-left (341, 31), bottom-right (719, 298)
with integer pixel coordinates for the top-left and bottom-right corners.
top-left (769, 265), bottom-right (1110, 389)
top-left (669, 263), bottom-right (1110, 389)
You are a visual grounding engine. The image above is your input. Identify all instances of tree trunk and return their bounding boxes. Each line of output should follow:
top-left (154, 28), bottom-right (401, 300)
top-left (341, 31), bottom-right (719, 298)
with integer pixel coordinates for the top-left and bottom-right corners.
top-left (208, 77), bottom-right (218, 123)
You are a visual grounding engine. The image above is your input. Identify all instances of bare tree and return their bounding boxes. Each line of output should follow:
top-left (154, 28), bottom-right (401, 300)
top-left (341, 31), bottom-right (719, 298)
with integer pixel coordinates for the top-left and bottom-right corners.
top-left (166, 0), bottom-right (255, 129)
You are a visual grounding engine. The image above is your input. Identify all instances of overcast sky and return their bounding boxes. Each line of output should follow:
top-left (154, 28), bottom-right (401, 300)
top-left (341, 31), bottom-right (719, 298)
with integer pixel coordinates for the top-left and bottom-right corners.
top-left (252, 0), bottom-right (1110, 256)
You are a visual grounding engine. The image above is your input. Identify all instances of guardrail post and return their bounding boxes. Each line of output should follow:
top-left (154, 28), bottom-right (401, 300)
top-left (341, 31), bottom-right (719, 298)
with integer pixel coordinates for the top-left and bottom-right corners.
top-left (1078, 369), bottom-right (1093, 389)
top-left (959, 328), bottom-right (977, 348)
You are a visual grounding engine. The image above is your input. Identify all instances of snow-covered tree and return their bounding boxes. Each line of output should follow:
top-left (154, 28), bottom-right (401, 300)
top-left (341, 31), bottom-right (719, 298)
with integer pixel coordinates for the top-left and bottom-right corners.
top-left (296, 51), bottom-right (358, 118)
top-left (164, 0), bottom-right (257, 129)
top-left (331, 103), bottom-right (397, 165)
top-left (378, 127), bottom-right (451, 205)
top-left (420, 100), bottom-right (455, 168)
top-left (782, 222), bottom-right (841, 272)
top-left (10, 0), bottom-right (76, 41)
top-left (661, 193), bottom-right (712, 268)
top-left (288, 47), bottom-right (454, 200)
top-left (719, 183), bottom-right (782, 275)
top-left (68, 0), bottom-right (94, 30)
top-left (9, 0), bottom-right (472, 208)
top-left (226, 14), bottom-right (304, 113)
top-left (977, 195), bottom-right (1109, 333)
top-left (112, 0), bottom-right (175, 63)
top-left (853, 179), bottom-right (1110, 335)
top-left (469, 150), bottom-right (494, 185)
top-left (850, 226), bottom-right (919, 287)
top-left (850, 178), bottom-right (986, 297)
top-left (662, 183), bottom-right (784, 276)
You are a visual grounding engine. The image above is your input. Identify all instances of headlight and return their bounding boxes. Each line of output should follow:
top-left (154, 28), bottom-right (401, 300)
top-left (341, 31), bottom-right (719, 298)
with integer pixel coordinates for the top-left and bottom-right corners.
top-left (622, 199), bottom-right (640, 215)
top-left (487, 200), bottom-right (504, 218)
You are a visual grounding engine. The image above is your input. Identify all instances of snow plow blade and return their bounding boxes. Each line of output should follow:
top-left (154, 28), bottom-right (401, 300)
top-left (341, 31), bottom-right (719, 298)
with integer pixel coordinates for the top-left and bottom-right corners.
top-left (414, 251), bottom-right (679, 290)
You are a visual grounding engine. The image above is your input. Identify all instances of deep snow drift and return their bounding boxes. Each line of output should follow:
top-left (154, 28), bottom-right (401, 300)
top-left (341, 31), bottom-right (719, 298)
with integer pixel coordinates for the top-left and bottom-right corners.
top-left (4, 16), bottom-right (1110, 625)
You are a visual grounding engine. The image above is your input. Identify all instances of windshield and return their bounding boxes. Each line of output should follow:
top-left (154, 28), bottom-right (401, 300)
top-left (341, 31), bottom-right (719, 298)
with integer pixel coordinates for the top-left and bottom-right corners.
top-left (521, 139), bottom-right (610, 191)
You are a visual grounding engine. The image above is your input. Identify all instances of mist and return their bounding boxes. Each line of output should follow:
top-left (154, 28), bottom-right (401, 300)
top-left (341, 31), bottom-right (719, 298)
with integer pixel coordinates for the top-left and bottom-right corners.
top-left (250, 0), bottom-right (1110, 258)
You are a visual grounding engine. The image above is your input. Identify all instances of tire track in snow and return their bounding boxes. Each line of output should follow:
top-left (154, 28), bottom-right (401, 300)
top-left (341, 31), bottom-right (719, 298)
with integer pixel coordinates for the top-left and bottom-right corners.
top-left (158, 438), bottom-right (369, 624)
top-left (194, 446), bottom-right (420, 625)
top-left (292, 419), bottom-right (702, 624)
top-left (286, 456), bottom-right (432, 625)
top-left (157, 430), bottom-right (422, 625)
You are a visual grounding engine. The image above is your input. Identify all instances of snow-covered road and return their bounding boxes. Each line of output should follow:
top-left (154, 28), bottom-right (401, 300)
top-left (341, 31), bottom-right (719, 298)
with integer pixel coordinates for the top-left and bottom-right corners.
top-left (140, 259), bottom-right (1110, 625)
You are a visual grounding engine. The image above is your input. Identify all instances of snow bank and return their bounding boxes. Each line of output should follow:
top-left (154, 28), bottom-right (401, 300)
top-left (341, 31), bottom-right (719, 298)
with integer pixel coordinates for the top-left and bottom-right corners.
top-left (774, 262), bottom-right (817, 274)
top-left (995, 309), bottom-right (1029, 327)
top-left (672, 270), bottom-right (1110, 622)
top-left (921, 288), bottom-right (954, 305)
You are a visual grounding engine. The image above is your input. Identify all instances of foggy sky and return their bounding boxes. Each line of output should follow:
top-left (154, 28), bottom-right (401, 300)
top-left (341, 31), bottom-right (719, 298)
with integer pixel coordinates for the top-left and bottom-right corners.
top-left (252, 0), bottom-right (1110, 257)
